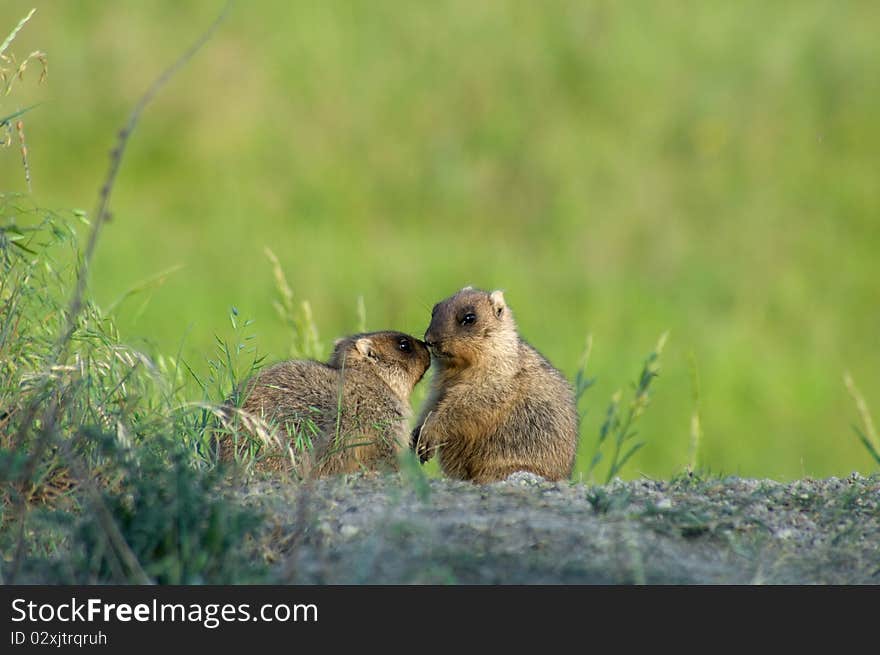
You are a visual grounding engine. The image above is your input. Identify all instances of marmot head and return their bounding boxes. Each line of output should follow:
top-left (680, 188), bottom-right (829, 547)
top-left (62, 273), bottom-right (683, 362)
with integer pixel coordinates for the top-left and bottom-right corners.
top-left (329, 330), bottom-right (430, 400)
top-left (424, 287), bottom-right (519, 370)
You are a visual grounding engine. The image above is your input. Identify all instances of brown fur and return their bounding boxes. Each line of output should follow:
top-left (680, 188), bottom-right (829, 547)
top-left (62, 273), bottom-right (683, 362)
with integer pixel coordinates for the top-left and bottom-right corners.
top-left (412, 288), bottom-right (578, 483)
top-left (219, 331), bottom-right (429, 478)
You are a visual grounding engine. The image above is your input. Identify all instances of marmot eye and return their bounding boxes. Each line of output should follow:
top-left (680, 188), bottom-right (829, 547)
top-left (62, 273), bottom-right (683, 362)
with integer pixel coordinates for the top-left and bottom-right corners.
top-left (398, 338), bottom-right (412, 353)
top-left (460, 313), bottom-right (476, 326)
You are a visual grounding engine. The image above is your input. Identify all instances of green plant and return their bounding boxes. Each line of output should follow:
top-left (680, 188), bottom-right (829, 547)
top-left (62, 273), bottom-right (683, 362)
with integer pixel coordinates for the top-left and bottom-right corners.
top-left (1, 8), bottom-right (47, 190)
top-left (265, 246), bottom-right (323, 361)
top-left (190, 251), bottom-right (333, 473)
top-left (397, 449), bottom-right (431, 502)
top-left (0, 205), bottom-right (267, 583)
top-left (181, 305), bottom-right (272, 466)
top-left (585, 485), bottom-right (631, 515)
top-left (574, 333), bottom-right (597, 418)
top-left (217, 249), bottom-right (385, 475)
top-left (587, 332), bottom-right (668, 484)
top-left (0, 9), bottom-right (46, 95)
top-left (844, 372), bottom-right (879, 468)
top-left (0, 5), bottom-right (264, 584)
top-left (74, 435), bottom-right (263, 584)
top-left (687, 352), bottom-right (703, 473)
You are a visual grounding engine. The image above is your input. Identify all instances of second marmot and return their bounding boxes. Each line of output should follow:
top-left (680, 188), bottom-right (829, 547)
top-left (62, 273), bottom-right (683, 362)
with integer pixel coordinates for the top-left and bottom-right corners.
top-left (412, 287), bottom-right (578, 483)
top-left (221, 331), bottom-right (430, 478)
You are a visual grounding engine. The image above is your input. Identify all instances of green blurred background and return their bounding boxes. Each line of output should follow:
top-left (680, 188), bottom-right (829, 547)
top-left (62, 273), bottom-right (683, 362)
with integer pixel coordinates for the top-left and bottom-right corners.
top-left (2, 1), bottom-right (877, 480)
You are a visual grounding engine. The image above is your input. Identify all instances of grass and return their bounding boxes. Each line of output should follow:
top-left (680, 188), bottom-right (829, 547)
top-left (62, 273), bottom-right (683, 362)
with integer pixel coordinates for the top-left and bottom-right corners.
top-left (0, 7), bottom-right (45, 193)
top-left (0, 198), bottom-right (266, 583)
top-left (2, 0), bottom-right (876, 479)
top-left (844, 373), bottom-right (880, 467)
top-left (1, 6), bottom-right (265, 584)
top-left (581, 332), bottom-right (668, 483)
top-left (1, 2), bottom-right (878, 585)
top-left (686, 353), bottom-right (703, 473)
top-left (1, 205), bottom-right (876, 582)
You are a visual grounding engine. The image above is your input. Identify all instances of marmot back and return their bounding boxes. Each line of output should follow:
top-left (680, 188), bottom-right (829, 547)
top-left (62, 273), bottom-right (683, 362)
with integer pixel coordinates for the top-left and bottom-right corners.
top-left (220, 331), bottom-right (429, 478)
top-left (412, 288), bottom-right (578, 483)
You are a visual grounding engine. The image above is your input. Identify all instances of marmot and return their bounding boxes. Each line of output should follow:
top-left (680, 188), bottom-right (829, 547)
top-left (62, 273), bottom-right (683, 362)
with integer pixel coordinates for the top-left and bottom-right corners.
top-left (411, 288), bottom-right (578, 483)
top-left (219, 331), bottom-right (430, 478)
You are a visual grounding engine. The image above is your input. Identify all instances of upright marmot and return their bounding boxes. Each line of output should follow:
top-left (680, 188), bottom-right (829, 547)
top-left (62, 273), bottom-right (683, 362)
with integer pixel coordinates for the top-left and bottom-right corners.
top-left (220, 331), bottom-right (430, 478)
top-left (412, 288), bottom-right (578, 483)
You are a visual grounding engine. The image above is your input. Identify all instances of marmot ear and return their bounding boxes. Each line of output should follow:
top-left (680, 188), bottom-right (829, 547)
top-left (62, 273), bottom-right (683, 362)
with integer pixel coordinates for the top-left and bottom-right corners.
top-left (489, 290), bottom-right (506, 318)
top-left (333, 337), bottom-right (345, 348)
top-left (355, 337), bottom-right (377, 360)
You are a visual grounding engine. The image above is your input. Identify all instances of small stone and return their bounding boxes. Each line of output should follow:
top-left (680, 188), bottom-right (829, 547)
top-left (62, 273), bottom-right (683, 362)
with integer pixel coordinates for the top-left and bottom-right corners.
top-left (340, 524), bottom-right (360, 539)
top-left (502, 471), bottom-right (547, 485)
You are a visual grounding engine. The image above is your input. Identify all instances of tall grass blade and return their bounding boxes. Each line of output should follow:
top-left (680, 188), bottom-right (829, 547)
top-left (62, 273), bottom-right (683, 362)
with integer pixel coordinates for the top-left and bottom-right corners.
top-left (0, 9), bottom-right (36, 59)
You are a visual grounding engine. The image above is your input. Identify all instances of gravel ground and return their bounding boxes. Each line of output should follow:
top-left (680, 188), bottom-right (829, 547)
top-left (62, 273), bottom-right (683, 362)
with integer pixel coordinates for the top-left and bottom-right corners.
top-left (239, 471), bottom-right (880, 584)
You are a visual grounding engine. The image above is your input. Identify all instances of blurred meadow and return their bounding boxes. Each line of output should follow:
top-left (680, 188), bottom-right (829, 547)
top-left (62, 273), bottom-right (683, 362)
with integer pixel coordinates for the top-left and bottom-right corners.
top-left (2, 0), bottom-right (878, 481)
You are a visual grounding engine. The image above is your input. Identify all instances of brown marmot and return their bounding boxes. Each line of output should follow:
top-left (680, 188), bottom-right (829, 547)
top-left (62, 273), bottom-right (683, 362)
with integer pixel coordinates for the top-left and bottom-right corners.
top-left (219, 331), bottom-right (430, 478)
top-left (411, 288), bottom-right (578, 483)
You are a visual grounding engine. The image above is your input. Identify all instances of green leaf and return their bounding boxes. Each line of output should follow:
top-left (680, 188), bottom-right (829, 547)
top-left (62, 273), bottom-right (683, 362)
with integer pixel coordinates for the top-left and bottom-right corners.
top-left (855, 427), bottom-right (880, 466)
top-left (0, 8), bottom-right (36, 58)
top-left (0, 103), bottom-right (41, 128)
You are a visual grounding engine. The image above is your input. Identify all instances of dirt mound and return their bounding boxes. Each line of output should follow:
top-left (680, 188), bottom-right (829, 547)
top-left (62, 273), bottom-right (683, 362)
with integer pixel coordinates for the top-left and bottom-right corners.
top-left (239, 472), bottom-right (880, 584)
